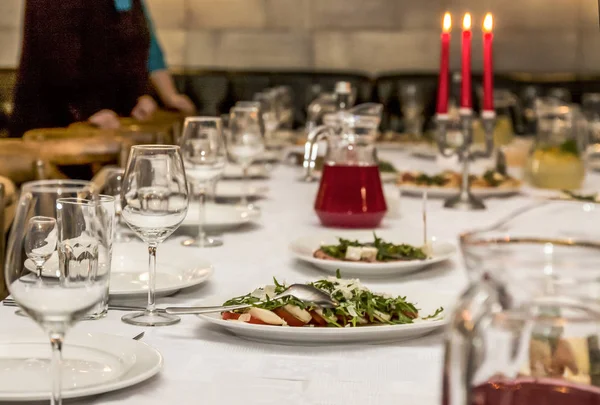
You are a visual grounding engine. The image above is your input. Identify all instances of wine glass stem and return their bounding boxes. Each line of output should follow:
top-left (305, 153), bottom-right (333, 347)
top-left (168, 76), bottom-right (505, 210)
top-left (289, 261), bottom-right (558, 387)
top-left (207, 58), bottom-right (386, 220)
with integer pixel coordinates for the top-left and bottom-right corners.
top-left (147, 243), bottom-right (158, 314)
top-left (36, 265), bottom-right (42, 278)
top-left (241, 165), bottom-right (249, 206)
top-left (197, 186), bottom-right (206, 243)
top-left (49, 332), bottom-right (64, 405)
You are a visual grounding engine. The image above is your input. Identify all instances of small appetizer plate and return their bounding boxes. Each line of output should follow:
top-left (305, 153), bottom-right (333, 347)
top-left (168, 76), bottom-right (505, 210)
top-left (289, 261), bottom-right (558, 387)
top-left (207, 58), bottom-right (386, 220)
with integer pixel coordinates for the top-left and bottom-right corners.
top-left (289, 230), bottom-right (456, 277)
top-left (222, 164), bottom-right (270, 180)
top-left (398, 184), bottom-right (521, 199)
top-left (182, 202), bottom-right (261, 231)
top-left (197, 288), bottom-right (454, 345)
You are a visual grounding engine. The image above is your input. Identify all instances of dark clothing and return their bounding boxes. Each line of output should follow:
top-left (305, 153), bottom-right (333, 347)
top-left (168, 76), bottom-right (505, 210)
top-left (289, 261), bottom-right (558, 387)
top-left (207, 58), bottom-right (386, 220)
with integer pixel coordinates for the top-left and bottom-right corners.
top-left (10, 0), bottom-right (151, 137)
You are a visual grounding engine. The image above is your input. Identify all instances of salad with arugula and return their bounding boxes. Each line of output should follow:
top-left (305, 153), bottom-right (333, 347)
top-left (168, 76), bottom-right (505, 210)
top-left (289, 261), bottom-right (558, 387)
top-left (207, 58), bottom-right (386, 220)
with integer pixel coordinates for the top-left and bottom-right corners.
top-left (313, 233), bottom-right (428, 262)
top-left (221, 273), bottom-right (443, 328)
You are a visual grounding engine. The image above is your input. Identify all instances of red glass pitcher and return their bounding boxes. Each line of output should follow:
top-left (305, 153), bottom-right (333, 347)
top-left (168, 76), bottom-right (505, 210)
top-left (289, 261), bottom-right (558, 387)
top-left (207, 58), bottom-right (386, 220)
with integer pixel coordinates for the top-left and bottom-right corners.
top-left (305, 103), bottom-right (386, 228)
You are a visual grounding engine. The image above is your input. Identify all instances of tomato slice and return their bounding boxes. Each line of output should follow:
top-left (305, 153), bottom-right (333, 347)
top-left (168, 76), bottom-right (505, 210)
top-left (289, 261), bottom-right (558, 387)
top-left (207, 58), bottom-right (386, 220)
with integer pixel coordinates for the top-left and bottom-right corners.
top-left (222, 312), bottom-right (241, 321)
top-left (273, 308), bottom-right (306, 327)
top-left (309, 310), bottom-right (328, 326)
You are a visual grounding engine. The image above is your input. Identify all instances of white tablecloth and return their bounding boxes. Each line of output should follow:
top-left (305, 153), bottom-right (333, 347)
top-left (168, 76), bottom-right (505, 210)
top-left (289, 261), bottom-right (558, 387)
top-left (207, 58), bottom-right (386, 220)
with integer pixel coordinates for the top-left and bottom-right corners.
top-left (4, 149), bottom-right (599, 405)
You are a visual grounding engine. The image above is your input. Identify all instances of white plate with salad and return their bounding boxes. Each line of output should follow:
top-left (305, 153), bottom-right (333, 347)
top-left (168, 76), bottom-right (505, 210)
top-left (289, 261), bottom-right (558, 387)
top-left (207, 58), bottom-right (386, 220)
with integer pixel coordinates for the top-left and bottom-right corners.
top-left (289, 231), bottom-right (456, 277)
top-left (197, 276), bottom-right (452, 344)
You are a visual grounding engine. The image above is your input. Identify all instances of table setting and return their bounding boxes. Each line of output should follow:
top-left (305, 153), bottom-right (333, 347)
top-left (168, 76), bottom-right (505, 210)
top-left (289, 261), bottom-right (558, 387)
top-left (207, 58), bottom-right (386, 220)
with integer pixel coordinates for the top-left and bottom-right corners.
top-left (6, 12), bottom-right (600, 405)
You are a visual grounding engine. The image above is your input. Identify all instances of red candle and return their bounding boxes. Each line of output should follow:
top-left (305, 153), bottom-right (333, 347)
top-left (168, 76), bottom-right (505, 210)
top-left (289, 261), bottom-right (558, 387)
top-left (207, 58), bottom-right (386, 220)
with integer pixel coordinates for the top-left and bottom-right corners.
top-left (460, 13), bottom-right (472, 109)
top-left (436, 13), bottom-right (452, 114)
top-left (482, 13), bottom-right (494, 111)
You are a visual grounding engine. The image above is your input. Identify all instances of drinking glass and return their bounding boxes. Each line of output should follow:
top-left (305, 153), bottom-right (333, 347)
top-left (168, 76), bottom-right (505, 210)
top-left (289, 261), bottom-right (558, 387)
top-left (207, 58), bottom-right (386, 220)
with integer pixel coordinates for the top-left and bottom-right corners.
top-left (444, 200), bottom-right (600, 405)
top-left (254, 91), bottom-right (279, 143)
top-left (120, 145), bottom-right (189, 326)
top-left (399, 83), bottom-right (424, 137)
top-left (5, 182), bottom-right (109, 405)
top-left (583, 93), bottom-right (600, 145)
top-left (102, 168), bottom-right (135, 243)
top-left (227, 106), bottom-right (265, 208)
top-left (180, 117), bottom-right (227, 248)
top-left (25, 216), bottom-right (57, 278)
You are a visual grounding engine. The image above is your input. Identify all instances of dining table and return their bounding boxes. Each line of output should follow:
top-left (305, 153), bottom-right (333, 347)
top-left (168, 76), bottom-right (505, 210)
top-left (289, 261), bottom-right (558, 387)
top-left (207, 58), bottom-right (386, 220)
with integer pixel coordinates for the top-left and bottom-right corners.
top-left (3, 146), bottom-right (597, 405)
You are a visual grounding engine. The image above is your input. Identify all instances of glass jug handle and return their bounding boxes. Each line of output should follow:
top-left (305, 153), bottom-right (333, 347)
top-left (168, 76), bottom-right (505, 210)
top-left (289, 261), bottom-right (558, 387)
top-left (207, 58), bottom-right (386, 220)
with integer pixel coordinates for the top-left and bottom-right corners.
top-left (302, 125), bottom-right (331, 182)
top-left (442, 281), bottom-right (503, 405)
top-left (510, 93), bottom-right (525, 135)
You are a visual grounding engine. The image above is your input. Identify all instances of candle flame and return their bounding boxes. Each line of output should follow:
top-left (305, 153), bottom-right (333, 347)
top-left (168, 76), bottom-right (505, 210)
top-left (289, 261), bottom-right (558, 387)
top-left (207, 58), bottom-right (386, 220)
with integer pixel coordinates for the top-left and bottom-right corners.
top-left (443, 12), bottom-right (451, 32)
top-left (483, 13), bottom-right (493, 32)
top-left (462, 13), bottom-right (471, 30)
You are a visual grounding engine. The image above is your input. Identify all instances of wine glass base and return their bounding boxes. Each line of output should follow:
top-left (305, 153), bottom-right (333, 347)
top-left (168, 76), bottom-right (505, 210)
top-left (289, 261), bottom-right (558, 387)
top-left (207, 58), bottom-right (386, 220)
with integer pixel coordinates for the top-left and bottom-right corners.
top-left (121, 311), bottom-right (180, 327)
top-left (181, 236), bottom-right (223, 248)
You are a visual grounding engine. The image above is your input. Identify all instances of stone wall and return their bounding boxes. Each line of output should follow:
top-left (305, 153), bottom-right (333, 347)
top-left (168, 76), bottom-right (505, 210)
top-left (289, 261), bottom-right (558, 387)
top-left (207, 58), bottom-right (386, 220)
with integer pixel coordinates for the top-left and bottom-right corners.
top-left (0, 0), bottom-right (598, 74)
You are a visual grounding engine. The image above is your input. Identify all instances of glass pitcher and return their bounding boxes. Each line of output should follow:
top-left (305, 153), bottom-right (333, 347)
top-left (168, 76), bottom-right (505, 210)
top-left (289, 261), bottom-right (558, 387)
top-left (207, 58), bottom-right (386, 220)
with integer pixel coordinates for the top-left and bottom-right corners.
top-left (525, 98), bottom-right (586, 190)
top-left (444, 200), bottom-right (600, 405)
top-left (305, 103), bottom-right (386, 228)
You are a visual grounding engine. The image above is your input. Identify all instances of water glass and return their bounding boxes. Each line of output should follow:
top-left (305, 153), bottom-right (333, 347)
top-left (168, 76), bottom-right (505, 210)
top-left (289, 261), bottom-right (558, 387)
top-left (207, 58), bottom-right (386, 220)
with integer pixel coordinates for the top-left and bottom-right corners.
top-left (120, 145), bottom-right (189, 326)
top-left (180, 117), bottom-right (227, 248)
top-left (102, 168), bottom-right (135, 242)
top-left (227, 106), bottom-right (265, 207)
top-left (399, 83), bottom-right (424, 137)
top-left (5, 182), bottom-right (109, 405)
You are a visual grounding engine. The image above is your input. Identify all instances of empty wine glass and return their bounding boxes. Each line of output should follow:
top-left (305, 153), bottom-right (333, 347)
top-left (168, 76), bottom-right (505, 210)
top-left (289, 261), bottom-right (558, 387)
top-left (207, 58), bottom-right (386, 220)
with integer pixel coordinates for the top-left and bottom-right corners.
top-left (227, 106), bottom-right (265, 208)
top-left (5, 182), bottom-right (109, 405)
top-left (102, 168), bottom-right (135, 243)
top-left (180, 117), bottom-right (227, 248)
top-left (254, 91), bottom-right (279, 143)
top-left (120, 145), bottom-right (189, 326)
top-left (25, 216), bottom-right (57, 278)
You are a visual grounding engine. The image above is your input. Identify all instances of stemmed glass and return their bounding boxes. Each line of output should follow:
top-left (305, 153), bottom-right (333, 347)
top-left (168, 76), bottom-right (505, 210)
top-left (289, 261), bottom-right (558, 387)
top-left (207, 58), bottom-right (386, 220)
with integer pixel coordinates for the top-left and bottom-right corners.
top-left (254, 91), bottom-right (279, 143)
top-left (120, 145), bottom-right (189, 326)
top-left (5, 181), bottom-right (109, 405)
top-left (102, 168), bottom-right (135, 243)
top-left (25, 216), bottom-right (57, 278)
top-left (179, 117), bottom-right (227, 248)
top-left (227, 106), bottom-right (265, 208)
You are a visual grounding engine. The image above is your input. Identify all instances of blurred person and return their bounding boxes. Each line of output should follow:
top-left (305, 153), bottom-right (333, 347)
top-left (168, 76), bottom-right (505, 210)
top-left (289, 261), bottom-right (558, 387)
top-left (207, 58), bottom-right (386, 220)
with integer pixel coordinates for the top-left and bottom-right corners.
top-left (9, 0), bottom-right (195, 137)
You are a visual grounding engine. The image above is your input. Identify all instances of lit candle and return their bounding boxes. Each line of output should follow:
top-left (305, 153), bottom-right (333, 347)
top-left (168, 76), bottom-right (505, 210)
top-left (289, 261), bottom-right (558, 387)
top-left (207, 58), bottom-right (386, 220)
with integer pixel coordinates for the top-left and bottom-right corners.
top-left (436, 12), bottom-right (452, 114)
top-left (460, 13), bottom-right (472, 109)
top-left (482, 13), bottom-right (494, 111)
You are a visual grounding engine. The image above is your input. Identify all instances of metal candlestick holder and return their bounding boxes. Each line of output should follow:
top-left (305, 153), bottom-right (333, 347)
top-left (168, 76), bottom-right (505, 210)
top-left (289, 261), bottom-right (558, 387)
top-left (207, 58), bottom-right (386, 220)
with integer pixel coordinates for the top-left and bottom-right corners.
top-left (436, 109), bottom-right (496, 210)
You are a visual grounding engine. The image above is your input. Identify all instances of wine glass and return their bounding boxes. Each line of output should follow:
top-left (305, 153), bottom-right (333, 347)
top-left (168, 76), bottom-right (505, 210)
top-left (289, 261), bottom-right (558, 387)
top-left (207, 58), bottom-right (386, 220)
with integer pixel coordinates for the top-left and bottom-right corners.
top-left (5, 181), bottom-right (109, 405)
top-left (179, 117), bottom-right (227, 248)
top-left (102, 168), bottom-right (135, 243)
top-left (254, 91), bottom-right (279, 143)
top-left (120, 145), bottom-right (189, 326)
top-left (24, 216), bottom-right (57, 278)
top-left (227, 106), bottom-right (265, 208)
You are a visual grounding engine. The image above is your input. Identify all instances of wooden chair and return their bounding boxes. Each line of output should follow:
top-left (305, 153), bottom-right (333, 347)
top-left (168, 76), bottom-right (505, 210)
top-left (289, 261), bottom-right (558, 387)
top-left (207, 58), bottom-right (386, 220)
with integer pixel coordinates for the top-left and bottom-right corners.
top-left (0, 139), bottom-right (65, 185)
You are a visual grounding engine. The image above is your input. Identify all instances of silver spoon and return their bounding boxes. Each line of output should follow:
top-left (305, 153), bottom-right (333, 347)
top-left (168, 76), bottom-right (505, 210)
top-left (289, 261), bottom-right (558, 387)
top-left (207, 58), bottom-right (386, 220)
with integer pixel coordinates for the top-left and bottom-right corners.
top-left (165, 284), bottom-right (337, 315)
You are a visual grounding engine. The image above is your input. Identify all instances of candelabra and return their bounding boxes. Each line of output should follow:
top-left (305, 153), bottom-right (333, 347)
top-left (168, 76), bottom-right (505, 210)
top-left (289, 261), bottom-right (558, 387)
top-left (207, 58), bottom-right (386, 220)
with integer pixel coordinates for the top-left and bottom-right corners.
top-left (436, 109), bottom-right (496, 210)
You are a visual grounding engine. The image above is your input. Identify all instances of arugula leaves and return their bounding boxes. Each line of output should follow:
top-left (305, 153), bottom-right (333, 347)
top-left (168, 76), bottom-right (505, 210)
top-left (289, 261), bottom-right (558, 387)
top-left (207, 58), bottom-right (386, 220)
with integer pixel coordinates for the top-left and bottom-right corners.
top-left (222, 276), bottom-right (444, 328)
top-left (562, 190), bottom-right (597, 202)
top-left (320, 233), bottom-right (427, 261)
top-left (414, 173), bottom-right (449, 186)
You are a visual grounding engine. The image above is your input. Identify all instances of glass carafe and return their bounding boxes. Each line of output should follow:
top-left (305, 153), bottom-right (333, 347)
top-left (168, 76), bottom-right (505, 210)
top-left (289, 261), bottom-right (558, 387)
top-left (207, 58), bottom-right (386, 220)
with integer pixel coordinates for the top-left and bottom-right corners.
top-left (525, 98), bottom-right (586, 190)
top-left (444, 200), bottom-right (600, 405)
top-left (305, 103), bottom-right (386, 228)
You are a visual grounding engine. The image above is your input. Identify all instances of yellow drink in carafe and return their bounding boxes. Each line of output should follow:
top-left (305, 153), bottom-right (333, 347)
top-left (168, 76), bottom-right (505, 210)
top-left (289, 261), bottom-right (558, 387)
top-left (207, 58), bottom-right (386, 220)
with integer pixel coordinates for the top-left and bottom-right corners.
top-left (526, 148), bottom-right (585, 190)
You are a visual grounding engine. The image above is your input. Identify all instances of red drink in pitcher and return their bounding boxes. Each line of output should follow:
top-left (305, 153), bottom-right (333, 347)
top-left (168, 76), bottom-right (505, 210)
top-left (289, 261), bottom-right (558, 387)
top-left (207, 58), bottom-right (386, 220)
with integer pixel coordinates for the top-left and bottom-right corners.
top-left (314, 163), bottom-right (387, 228)
top-left (471, 378), bottom-right (600, 405)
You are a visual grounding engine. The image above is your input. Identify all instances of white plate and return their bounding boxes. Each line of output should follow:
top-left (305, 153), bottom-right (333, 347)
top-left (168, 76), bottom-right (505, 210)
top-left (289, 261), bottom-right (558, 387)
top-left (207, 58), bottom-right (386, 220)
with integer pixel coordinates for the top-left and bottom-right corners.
top-left (215, 181), bottom-right (269, 199)
top-left (27, 243), bottom-right (213, 297)
top-left (289, 230), bottom-right (456, 277)
top-left (222, 164), bottom-right (269, 179)
top-left (182, 202), bottom-right (261, 230)
top-left (197, 288), bottom-right (453, 344)
top-left (406, 143), bottom-right (437, 159)
top-left (0, 331), bottom-right (162, 401)
top-left (399, 184), bottom-right (521, 198)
